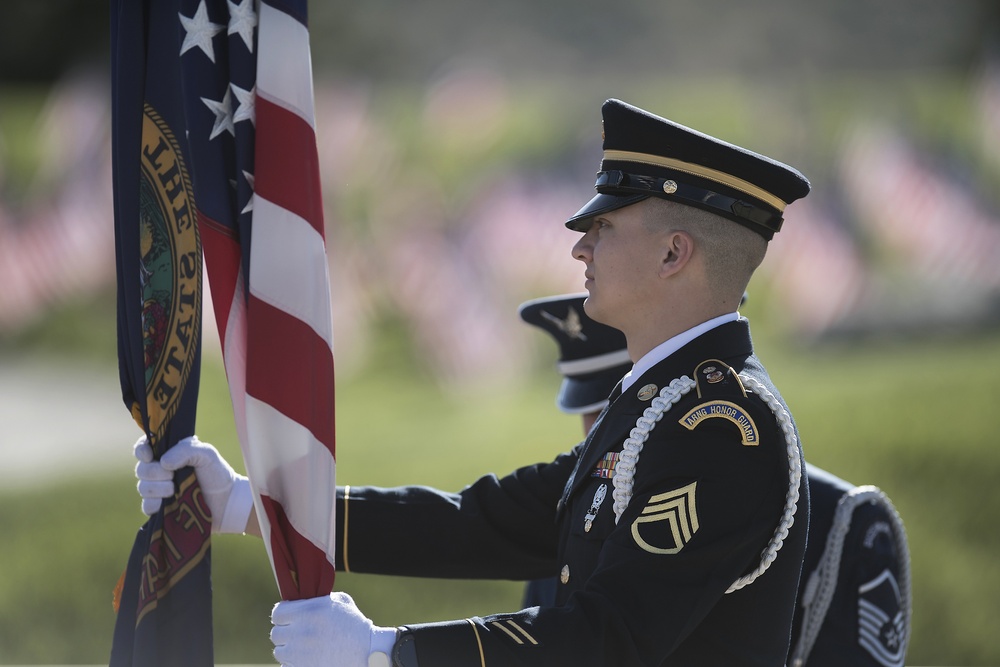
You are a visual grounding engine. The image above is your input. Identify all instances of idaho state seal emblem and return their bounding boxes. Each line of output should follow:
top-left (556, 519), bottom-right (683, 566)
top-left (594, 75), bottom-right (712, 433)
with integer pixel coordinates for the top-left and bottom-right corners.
top-left (137, 103), bottom-right (201, 446)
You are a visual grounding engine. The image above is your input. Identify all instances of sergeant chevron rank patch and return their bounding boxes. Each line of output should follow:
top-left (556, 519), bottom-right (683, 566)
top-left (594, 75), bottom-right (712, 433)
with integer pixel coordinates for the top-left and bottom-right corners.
top-left (858, 569), bottom-right (906, 667)
top-left (631, 482), bottom-right (699, 555)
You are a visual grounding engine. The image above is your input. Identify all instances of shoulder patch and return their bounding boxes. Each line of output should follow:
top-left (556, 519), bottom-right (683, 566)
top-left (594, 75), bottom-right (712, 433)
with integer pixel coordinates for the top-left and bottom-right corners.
top-left (681, 360), bottom-right (758, 445)
top-left (678, 400), bottom-right (759, 446)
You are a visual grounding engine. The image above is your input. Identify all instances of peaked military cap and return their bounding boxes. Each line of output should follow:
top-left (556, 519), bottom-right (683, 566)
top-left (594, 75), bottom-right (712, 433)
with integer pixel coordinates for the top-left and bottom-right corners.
top-left (566, 99), bottom-right (811, 240)
top-left (518, 293), bottom-right (631, 414)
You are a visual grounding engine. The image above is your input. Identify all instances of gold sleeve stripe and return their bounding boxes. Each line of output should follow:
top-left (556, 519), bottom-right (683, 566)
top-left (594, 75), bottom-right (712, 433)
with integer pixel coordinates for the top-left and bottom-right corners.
top-left (467, 619), bottom-right (487, 667)
top-left (504, 620), bottom-right (539, 645)
top-left (489, 620), bottom-right (540, 646)
top-left (602, 149), bottom-right (788, 212)
top-left (490, 621), bottom-right (523, 644)
top-left (342, 485), bottom-right (351, 573)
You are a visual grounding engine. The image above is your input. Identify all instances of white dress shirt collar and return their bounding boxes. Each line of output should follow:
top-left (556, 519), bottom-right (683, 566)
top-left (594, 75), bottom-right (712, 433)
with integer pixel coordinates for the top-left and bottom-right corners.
top-left (621, 312), bottom-right (740, 393)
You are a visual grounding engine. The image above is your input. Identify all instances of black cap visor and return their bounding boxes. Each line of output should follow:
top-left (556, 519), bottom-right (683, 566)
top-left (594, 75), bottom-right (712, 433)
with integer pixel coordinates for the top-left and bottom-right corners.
top-left (556, 366), bottom-right (630, 413)
top-left (565, 193), bottom-right (648, 232)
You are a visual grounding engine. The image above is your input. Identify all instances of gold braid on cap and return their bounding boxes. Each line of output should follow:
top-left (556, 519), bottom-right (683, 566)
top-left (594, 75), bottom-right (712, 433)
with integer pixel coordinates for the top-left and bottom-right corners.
top-left (603, 149), bottom-right (787, 212)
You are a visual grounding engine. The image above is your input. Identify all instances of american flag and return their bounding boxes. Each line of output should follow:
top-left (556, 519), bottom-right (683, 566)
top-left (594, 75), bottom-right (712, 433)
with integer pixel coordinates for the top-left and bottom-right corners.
top-left (198, 0), bottom-right (338, 600)
top-left (110, 0), bottom-right (335, 663)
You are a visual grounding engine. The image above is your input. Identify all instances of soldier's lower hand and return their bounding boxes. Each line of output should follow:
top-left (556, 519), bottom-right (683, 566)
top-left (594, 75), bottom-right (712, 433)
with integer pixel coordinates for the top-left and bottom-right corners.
top-left (134, 436), bottom-right (175, 516)
top-left (133, 435), bottom-right (253, 534)
top-left (270, 592), bottom-right (398, 667)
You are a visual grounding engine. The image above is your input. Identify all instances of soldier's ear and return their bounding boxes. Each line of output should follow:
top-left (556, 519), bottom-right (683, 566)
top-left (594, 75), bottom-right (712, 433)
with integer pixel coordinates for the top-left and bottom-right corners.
top-left (658, 230), bottom-right (694, 279)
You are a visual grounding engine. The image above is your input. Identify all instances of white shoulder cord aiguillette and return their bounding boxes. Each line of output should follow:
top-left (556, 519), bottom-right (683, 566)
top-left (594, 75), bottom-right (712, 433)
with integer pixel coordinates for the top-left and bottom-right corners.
top-left (610, 373), bottom-right (802, 594)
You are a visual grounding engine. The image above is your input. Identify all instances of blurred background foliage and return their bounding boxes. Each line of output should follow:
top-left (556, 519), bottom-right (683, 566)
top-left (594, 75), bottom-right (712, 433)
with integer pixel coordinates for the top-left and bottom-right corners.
top-left (2, 0), bottom-right (1000, 664)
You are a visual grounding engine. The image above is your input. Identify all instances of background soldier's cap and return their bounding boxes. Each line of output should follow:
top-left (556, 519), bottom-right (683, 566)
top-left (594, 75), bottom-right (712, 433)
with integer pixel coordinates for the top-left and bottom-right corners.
top-left (566, 98), bottom-right (811, 240)
top-left (518, 293), bottom-right (631, 414)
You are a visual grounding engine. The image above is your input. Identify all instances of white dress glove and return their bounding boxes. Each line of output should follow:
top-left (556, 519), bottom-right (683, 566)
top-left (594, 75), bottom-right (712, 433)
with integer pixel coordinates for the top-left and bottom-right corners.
top-left (133, 435), bottom-right (254, 534)
top-left (134, 436), bottom-right (175, 516)
top-left (270, 592), bottom-right (398, 667)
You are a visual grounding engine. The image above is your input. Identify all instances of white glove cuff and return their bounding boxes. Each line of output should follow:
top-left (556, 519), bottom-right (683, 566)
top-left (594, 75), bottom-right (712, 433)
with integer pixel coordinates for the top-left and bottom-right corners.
top-left (369, 626), bottom-right (399, 667)
top-left (218, 475), bottom-right (253, 534)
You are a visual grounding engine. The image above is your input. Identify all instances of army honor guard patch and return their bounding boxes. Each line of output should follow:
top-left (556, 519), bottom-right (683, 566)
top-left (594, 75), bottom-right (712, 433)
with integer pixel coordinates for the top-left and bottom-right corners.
top-left (678, 400), bottom-right (759, 446)
top-left (631, 482), bottom-right (699, 554)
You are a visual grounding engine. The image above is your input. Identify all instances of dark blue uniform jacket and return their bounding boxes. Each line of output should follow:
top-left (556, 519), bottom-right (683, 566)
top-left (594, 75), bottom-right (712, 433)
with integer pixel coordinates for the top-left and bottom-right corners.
top-left (335, 319), bottom-right (809, 666)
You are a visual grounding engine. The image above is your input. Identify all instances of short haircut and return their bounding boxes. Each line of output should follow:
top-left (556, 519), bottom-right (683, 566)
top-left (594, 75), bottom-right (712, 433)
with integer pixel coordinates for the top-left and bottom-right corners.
top-left (642, 197), bottom-right (766, 303)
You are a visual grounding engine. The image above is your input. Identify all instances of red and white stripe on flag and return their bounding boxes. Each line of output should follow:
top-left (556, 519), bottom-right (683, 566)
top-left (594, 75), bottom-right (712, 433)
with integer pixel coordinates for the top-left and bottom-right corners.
top-left (219, 1), bottom-right (337, 601)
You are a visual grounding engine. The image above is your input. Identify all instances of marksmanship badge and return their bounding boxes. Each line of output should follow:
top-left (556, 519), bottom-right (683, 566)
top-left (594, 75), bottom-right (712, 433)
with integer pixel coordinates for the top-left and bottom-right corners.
top-left (583, 483), bottom-right (607, 533)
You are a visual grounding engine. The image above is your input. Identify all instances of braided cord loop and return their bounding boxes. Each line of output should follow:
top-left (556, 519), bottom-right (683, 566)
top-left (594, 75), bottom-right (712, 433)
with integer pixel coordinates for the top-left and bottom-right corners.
top-left (612, 377), bottom-right (696, 524)
top-left (728, 374), bottom-right (802, 593)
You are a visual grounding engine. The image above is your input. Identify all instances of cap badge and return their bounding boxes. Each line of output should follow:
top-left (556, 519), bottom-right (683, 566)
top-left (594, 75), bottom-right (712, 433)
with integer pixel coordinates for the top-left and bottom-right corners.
top-left (637, 384), bottom-right (658, 401)
top-left (662, 179), bottom-right (678, 195)
top-left (541, 307), bottom-right (587, 341)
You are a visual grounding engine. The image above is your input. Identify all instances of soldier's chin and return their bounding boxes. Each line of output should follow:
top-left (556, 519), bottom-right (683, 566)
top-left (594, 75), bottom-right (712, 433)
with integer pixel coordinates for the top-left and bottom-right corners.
top-left (586, 301), bottom-right (624, 334)
top-left (581, 295), bottom-right (605, 324)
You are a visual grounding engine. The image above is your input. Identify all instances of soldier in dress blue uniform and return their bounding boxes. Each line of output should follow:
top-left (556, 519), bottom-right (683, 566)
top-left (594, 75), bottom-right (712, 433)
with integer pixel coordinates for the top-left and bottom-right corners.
top-left (519, 292), bottom-right (912, 667)
top-left (789, 466), bottom-right (911, 667)
top-left (136, 98), bottom-right (815, 666)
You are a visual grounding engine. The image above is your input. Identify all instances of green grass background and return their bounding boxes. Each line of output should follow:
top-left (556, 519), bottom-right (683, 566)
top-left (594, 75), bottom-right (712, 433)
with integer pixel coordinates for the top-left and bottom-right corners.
top-left (1, 294), bottom-right (999, 665)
